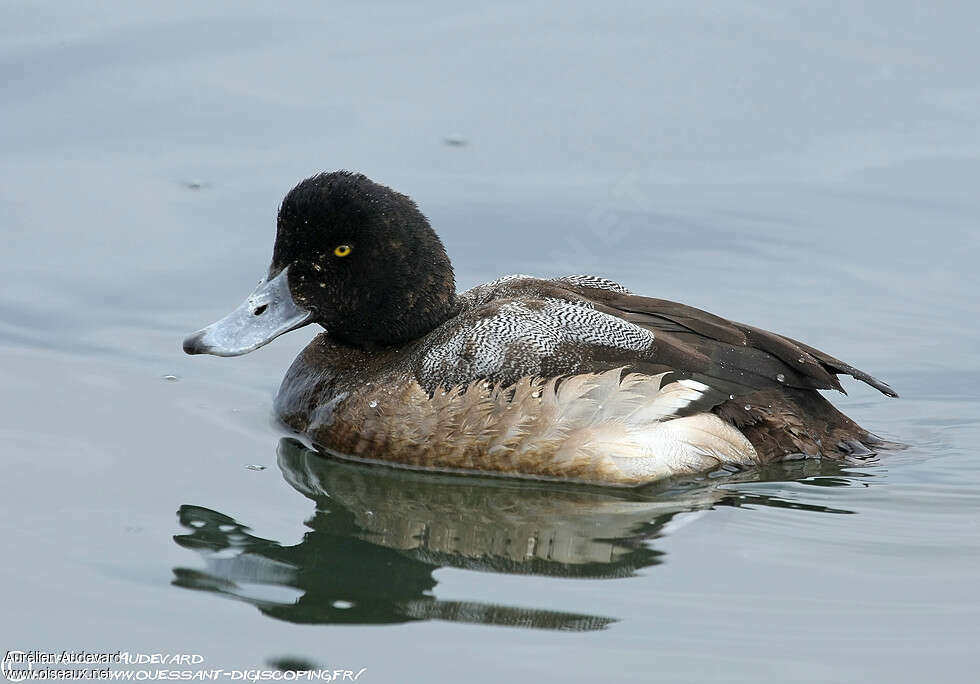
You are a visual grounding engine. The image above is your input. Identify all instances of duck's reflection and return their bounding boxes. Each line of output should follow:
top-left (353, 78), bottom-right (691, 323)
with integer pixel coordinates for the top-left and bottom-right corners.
top-left (172, 438), bottom-right (858, 630)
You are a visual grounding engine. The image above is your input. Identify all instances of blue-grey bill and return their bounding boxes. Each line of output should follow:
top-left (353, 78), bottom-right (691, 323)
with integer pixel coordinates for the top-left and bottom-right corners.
top-left (182, 268), bottom-right (313, 357)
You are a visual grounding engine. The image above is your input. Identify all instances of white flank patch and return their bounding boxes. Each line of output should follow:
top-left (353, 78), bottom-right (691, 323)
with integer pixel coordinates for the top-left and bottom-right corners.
top-left (492, 369), bottom-right (760, 484)
top-left (606, 413), bottom-right (760, 482)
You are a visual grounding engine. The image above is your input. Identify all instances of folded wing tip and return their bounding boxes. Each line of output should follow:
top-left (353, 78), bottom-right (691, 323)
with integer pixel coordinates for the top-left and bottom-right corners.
top-left (854, 373), bottom-right (898, 398)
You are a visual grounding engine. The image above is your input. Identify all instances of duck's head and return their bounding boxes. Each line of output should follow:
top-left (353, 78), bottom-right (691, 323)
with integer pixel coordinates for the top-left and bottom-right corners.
top-left (183, 171), bottom-right (457, 356)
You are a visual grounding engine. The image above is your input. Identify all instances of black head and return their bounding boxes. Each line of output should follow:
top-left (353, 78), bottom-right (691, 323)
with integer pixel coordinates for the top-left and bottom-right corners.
top-left (274, 172), bottom-right (457, 345)
top-left (183, 171), bottom-right (458, 357)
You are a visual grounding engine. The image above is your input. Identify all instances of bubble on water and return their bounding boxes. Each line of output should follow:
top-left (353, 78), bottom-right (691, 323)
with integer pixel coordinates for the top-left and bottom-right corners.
top-left (369, 400), bottom-right (378, 408)
top-left (245, 464), bottom-right (266, 471)
top-left (776, 373), bottom-right (786, 383)
top-left (744, 405), bottom-right (752, 411)
top-left (162, 374), bottom-right (180, 382)
top-left (729, 394), bottom-right (735, 400)
top-left (332, 600), bottom-right (354, 609)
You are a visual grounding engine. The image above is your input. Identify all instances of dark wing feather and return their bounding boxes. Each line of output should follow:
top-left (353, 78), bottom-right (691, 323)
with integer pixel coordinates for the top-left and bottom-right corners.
top-left (565, 286), bottom-right (897, 398)
top-left (779, 333), bottom-right (898, 397)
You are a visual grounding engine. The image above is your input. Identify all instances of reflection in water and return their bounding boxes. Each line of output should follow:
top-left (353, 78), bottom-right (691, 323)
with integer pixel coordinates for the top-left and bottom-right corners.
top-left (173, 438), bottom-right (860, 630)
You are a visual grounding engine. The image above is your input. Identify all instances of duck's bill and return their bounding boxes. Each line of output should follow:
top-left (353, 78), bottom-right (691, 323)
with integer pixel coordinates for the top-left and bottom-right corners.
top-left (182, 268), bottom-right (313, 357)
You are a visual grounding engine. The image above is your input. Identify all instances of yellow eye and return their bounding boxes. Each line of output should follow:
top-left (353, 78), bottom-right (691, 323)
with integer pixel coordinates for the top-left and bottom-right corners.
top-left (333, 244), bottom-right (352, 257)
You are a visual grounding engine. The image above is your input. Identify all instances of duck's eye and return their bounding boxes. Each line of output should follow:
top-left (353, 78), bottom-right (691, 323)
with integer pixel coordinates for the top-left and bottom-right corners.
top-left (333, 244), bottom-right (352, 257)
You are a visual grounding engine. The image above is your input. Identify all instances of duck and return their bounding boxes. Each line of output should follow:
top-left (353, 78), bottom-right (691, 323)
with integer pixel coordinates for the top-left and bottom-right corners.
top-left (183, 171), bottom-right (897, 486)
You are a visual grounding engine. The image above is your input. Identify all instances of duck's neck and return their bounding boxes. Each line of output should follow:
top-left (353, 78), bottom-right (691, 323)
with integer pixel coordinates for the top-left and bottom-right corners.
top-left (326, 279), bottom-right (461, 349)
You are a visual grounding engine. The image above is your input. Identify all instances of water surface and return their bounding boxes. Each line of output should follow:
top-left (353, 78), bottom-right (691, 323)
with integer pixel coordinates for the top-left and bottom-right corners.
top-left (1, 1), bottom-right (978, 681)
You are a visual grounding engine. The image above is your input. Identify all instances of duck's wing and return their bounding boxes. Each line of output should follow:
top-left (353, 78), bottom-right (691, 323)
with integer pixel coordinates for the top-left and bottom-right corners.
top-left (557, 280), bottom-right (897, 399)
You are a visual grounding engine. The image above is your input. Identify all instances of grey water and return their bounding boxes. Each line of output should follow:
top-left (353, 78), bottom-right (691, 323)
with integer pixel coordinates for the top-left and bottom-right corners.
top-left (2, 1), bottom-right (979, 681)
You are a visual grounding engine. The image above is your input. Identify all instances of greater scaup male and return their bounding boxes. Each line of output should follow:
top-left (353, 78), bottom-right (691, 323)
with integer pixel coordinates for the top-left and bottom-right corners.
top-left (183, 171), bottom-right (897, 485)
